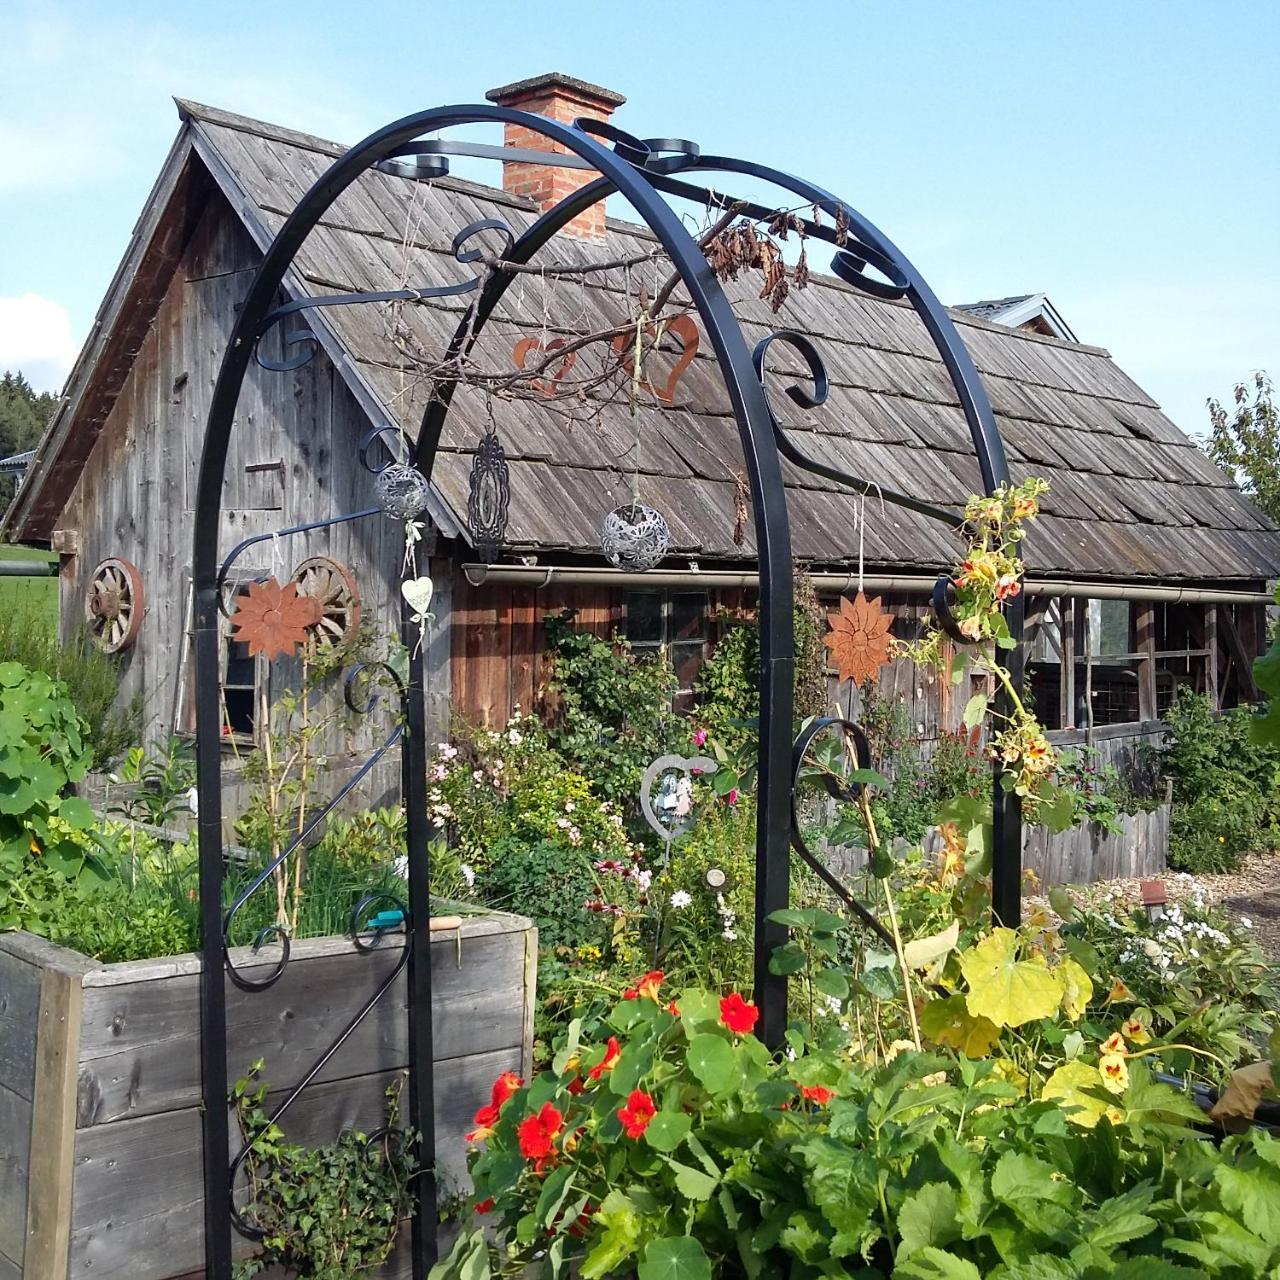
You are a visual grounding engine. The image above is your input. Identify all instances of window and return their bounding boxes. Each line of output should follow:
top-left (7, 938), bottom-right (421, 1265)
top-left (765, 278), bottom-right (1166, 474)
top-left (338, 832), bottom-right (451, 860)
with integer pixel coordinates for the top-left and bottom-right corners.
top-left (173, 576), bottom-right (267, 743)
top-left (624, 590), bottom-right (708, 712)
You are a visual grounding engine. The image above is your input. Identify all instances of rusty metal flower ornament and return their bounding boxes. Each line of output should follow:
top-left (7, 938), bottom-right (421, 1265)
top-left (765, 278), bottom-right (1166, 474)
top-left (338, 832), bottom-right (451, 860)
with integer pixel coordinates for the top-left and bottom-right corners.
top-left (230, 577), bottom-right (324, 661)
top-left (824, 591), bottom-right (894, 686)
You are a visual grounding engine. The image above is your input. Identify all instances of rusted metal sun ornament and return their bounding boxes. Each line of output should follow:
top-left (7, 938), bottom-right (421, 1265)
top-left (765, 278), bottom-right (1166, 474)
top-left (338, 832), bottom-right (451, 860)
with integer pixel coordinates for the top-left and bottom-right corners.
top-left (230, 577), bottom-right (324, 661)
top-left (824, 591), bottom-right (894, 686)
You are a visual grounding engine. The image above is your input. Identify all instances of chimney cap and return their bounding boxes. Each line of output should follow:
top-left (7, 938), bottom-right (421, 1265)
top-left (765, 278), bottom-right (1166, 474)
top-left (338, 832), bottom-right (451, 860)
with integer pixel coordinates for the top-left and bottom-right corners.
top-left (486, 72), bottom-right (626, 109)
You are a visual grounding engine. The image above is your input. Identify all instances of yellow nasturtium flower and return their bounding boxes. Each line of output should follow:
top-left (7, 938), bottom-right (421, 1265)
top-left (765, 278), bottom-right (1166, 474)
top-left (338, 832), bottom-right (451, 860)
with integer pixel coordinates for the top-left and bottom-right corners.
top-left (1121, 1016), bottom-right (1150, 1045)
top-left (1098, 1053), bottom-right (1130, 1096)
top-left (1100, 1032), bottom-right (1128, 1057)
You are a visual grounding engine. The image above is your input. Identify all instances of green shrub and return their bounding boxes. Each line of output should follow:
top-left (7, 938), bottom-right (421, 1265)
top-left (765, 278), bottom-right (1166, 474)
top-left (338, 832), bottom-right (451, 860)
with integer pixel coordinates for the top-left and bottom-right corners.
top-left (543, 610), bottom-right (684, 817)
top-left (1162, 688), bottom-right (1280, 872)
top-left (477, 836), bottom-right (604, 951)
top-left (0, 602), bottom-right (139, 765)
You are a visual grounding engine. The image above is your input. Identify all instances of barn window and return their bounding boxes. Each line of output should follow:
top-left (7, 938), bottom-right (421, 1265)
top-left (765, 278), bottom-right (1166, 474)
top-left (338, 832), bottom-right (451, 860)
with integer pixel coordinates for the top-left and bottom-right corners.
top-left (624, 590), bottom-right (708, 712)
top-left (173, 576), bottom-right (267, 743)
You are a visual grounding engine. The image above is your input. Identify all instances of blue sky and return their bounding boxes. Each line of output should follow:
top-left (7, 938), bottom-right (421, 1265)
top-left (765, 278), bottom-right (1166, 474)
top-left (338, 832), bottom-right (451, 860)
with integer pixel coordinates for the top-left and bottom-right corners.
top-left (1, 0), bottom-right (1276, 440)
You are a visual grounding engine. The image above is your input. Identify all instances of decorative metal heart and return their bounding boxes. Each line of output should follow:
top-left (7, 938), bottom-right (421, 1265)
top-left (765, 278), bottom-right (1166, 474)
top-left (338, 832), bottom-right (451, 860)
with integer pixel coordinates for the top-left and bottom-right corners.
top-left (640, 752), bottom-right (718, 842)
top-left (611, 314), bottom-right (700, 406)
top-left (513, 336), bottom-right (578, 397)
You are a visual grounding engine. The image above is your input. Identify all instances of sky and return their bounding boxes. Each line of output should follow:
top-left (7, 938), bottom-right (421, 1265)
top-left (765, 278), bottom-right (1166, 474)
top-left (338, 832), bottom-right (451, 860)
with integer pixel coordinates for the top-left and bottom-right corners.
top-left (1, 0), bottom-right (1276, 439)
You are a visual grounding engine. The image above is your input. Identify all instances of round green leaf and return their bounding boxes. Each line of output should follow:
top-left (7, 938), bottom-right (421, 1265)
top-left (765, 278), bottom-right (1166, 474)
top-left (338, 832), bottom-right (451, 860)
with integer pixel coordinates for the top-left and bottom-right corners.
top-left (638, 1237), bottom-right (712, 1280)
top-left (686, 1034), bottom-right (739, 1096)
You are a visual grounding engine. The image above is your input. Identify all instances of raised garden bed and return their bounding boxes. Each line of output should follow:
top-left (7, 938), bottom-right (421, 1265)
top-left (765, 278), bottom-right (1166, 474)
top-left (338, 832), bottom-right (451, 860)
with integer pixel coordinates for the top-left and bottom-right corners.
top-left (0, 910), bottom-right (535, 1280)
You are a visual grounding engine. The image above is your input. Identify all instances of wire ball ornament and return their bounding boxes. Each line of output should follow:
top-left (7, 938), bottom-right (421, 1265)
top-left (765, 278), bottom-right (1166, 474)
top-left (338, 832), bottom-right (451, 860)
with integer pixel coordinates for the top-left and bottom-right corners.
top-left (375, 463), bottom-right (433, 520)
top-left (467, 430), bottom-right (510, 563)
top-left (600, 503), bottom-right (672, 572)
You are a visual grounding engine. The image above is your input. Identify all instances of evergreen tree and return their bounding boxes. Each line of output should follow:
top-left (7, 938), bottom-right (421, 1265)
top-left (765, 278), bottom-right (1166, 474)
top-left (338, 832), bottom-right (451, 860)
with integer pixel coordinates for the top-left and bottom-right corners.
top-left (0, 371), bottom-right (59, 506)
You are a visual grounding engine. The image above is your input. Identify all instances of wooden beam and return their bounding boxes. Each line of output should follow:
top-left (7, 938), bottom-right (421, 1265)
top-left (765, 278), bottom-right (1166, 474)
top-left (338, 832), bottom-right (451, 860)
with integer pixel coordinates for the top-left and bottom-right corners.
top-left (1135, 603), bottom-right (1157, 721)
top-left (1204, 603), bottom-right (1220, 710)
top-left (24, 957), bottom-right (88, 1280)
top-left (1219, 605), bottom-right (1261, 701)
top-left (1060, 597), bottom-right (1075, 728)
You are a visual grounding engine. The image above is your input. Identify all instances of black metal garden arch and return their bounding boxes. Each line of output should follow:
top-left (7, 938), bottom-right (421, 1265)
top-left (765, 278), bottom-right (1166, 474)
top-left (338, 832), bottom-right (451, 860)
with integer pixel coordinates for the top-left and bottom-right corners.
top-left (194, 100), bottom-right (1023, 1278)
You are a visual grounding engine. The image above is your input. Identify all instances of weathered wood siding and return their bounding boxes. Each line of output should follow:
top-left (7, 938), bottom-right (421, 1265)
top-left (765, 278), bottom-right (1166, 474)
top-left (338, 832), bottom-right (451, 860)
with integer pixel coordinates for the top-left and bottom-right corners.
top-left (1022, 805), bottom-right (1169, 887)
top-left (56, 190), bottom-right (449, 758)
top-left (0, 913), bottom-right (535, 1280)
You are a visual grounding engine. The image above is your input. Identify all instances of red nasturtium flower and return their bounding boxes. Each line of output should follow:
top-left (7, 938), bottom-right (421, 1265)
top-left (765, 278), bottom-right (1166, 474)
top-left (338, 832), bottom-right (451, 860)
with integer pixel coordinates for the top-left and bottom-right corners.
top-left (517, 1103), bottom-right (565, 1169)
top-left (720, 992), bottom-right (760, 1035)
top-left (800, 1084), bottom-right (836, 1105)
top-left (465, 1070), bottom-right (524, 1142)
top-left (474, 1198), bottom-right (494, 1214)
top-left (617, 1090), bottom-right (657, 1138)
top-left (623, 970), bottom-right (664, 1001)
top-left (587, 1036), bottom-right (622, 1081)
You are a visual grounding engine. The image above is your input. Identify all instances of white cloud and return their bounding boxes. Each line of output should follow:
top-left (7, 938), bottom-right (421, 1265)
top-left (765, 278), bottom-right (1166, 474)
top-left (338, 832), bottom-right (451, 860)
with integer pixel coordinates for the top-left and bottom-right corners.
top-left (0, 294), bottom-right (79, 393)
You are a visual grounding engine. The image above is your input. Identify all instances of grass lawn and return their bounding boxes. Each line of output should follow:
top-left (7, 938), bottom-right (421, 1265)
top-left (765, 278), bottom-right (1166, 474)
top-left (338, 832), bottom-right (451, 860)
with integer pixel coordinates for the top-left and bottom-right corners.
top-left (0, 542), bottom-right (58, 628)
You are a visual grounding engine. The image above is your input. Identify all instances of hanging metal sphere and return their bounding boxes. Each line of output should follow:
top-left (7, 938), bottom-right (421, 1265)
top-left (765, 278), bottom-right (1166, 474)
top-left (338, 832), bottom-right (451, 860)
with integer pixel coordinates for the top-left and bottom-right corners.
top-left (600, 503), bottom-right (672, 573)
top-left (375, 464), bottom-right (432, 519)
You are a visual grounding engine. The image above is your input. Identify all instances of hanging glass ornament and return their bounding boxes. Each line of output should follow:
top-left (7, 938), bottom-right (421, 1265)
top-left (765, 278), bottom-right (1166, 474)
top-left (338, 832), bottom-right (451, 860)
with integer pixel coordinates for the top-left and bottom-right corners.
top-left (467, 430), bottom-right (510, 563)
top-left (375, 463), bottom-right (432, 520)
top-left (600, 503), bottom-right (671, 572)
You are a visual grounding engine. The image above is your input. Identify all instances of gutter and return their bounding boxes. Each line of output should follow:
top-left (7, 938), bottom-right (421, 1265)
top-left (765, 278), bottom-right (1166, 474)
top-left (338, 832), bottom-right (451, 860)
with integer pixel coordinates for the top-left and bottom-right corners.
top-left (461, 563), bottom-right (1274, 606)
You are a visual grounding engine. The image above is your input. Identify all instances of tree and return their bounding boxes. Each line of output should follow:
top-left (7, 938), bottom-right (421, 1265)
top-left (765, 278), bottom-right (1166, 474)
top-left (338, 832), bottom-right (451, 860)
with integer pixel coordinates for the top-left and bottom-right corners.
top-left (0, 371), bottom-right (58, 506)
top-left (1207, 371), bottom-right (1279, 523)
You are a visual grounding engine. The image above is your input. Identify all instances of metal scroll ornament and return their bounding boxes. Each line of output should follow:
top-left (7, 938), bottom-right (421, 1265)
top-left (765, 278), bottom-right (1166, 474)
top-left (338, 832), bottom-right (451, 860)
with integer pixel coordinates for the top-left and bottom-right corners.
top-left (600, 503), bottom-right (671, 572)
top-left (467, 430), bottom-right (510, 563)
top-left (375, 463), bottom-right (432, 520)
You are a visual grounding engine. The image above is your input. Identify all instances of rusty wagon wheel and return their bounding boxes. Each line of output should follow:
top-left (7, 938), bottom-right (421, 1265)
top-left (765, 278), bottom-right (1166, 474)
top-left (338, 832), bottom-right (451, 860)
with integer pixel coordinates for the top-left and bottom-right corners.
top-left (290, 556), bottom-right (362, 649)
top-left (85, 557), bottom-right (144, 653)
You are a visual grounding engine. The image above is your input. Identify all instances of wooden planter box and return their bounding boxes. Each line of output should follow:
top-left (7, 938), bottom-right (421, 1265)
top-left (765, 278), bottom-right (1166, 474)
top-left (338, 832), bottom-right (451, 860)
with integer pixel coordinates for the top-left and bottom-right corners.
top-left (0, 911), bottom-right (536, 1280)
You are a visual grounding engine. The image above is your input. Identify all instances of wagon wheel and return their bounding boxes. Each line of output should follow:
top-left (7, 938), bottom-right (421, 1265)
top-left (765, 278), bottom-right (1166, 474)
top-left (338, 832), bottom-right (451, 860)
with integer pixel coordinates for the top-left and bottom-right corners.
top-left (290, 556), bottom-right (361, 649)
top-left (84, 557), bottom-right (144, 653)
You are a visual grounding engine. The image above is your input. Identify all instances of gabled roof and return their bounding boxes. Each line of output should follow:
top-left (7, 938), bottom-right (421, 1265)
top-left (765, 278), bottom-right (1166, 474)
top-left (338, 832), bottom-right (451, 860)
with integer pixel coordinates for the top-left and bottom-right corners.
top-left (8, 99), bottom-right (1279, 584)
top-left (952, 294), bottom-right (1078, 343)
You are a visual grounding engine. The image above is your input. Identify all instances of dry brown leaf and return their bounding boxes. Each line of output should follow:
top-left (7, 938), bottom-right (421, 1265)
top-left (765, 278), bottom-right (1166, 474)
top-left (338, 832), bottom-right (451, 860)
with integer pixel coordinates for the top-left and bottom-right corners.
top-left (1209, 1060), bottom-right (1276, 1133)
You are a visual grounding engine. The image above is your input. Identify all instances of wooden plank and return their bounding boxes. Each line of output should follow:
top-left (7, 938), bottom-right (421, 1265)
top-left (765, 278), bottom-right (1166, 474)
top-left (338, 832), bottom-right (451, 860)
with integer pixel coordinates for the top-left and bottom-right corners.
top-left (1204, 604), bottom-right (1220, 709)
top-left (1060, 597), bottom-right (1075, 729)
top-left (0, 1249), bottom-right (19, 1280)
top-left (0, 949), bottom-right (41, 1101)
top-left (24, 959), bottom-right (85, 1280)
top-left (0, 1083), bottom-right (32, 1269)
top-left (69, 1047), bottom-right (521, 1280)
top-left (1135, 603), bottom-right (1157, 720)
top-left (1219, 605), bottom-right (1260, 701)
top-left (76, 919), bottom-right (531, 1127)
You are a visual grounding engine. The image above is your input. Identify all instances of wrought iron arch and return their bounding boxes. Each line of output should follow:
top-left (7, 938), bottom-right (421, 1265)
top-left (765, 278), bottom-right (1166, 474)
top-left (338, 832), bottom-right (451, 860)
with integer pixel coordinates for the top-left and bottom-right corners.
top-left (194, 101), bottom-right (1023, 1279)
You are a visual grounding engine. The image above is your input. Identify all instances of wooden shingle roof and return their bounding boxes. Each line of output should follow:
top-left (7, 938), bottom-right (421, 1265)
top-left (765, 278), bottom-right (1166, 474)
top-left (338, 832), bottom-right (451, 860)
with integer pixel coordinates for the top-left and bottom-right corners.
top-left (14, 100), bottom-right (1280, 584)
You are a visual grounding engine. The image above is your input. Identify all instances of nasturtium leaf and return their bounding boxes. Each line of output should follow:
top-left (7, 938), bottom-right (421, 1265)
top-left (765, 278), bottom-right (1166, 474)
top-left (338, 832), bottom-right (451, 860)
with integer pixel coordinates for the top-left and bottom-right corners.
top-left (1056, 956), bottom-right (1093, 1022)
top-left (637, 1236), bottom-right (712, 1280)
top-left (768, 942), bottom-right (808, 976)
top-left (676, 989), bottom-right (722, 1029)
top-left (857, 950), bottom-right (900, 1001)
top-left (919, 995), bottom-right (1001, 1058)
top-left (848, 767), bottom-right (890, 791)
top-left (686, 1034), bottom-right (738, 1095)
top-left (643, 1111), bottom-right (691, 1154)
top-left (58, 795), bottom-right (94, 830)
top-left (962, 693), bottom-right (988, 731)
top-left (902, 919), bottom-right (960, 971)
top-left (1040, 1059), bottom-right (1109, 1128)
top-left (812, 968), bottom-right (850, 1000)
top-left (897, 1182), bottom-right (961, 1257)
top-left (958, 928), bottom-right (1064, 1028)
top-left (768, 908), bottom-right (815, 928)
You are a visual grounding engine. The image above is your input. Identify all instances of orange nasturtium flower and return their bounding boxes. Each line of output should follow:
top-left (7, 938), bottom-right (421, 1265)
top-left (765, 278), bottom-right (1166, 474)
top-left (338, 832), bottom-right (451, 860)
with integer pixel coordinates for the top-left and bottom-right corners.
top-left (623, 970), bottom-right (664, 1001)
top-left (799, 1084), bottom-right (836, 1105)
top-left (1104, 978), bottom-right (1134, 1004)
top-left (617, 1090), bottom-right (657, 1139)
top-left (517, 1103), bottom-right (565, 1169)
top-left (466, 1070), bottom-right (524, 1142)
top-left (587, 1036), bottom-right (622, 1082)
top-left (720, 992), bottom-right (760, 1035)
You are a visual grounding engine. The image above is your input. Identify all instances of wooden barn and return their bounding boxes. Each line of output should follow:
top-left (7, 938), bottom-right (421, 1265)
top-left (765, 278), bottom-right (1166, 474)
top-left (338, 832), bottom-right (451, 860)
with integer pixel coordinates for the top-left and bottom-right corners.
top-left (6, 74), bottom-right (1279, 808)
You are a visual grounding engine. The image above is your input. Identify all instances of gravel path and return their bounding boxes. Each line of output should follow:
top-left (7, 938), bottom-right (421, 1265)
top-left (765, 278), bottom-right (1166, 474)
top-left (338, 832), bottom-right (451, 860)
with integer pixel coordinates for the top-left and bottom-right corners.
top-left (1043, 850), bottom-right (1280, 961)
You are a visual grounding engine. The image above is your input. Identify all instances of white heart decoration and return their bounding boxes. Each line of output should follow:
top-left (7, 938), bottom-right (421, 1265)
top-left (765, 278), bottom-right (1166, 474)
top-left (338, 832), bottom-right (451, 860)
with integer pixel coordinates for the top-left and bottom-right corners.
top-left (401, 576), bottom-right (433, 616)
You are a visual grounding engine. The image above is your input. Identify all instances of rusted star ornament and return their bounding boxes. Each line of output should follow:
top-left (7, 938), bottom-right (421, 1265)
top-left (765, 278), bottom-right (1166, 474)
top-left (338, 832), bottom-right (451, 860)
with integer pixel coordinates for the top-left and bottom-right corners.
top-left (824, 591), bottom-right (894, 686)
top-left (230, 577), bottom-right (324, 661)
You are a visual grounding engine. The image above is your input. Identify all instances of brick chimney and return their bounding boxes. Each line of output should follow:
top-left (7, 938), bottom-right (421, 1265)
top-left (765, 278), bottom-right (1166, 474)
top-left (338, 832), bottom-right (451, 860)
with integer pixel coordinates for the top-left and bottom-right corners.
top-left (486, 73), bottom-right (626, 242)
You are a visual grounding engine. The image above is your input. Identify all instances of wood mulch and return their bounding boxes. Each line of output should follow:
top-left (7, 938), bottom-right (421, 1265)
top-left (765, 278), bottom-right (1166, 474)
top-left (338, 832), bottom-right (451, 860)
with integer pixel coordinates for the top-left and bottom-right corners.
top-left (1036, 850), bottom-right (1280, 962)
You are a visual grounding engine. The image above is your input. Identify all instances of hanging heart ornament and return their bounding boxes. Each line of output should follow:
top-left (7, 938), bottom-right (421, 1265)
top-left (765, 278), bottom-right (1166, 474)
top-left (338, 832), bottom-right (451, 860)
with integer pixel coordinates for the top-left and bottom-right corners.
top-left (401, 576), bottom-right (434, 627)
top-left (610, 314), bottom-right (700, 406)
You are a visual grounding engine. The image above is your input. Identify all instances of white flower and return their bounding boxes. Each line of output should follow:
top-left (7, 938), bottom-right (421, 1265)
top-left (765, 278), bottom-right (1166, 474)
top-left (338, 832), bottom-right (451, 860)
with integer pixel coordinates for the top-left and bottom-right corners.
top-left (1240, 917), bottom-right (1252, 929)
top-left (186, 786), bottom-right (199, 816)
top-left (393, 854), bottom-right (409, 878)
top-left (556, 817), bottom-right (572, 829)
top-left (460, 863), bottom-right (475, 889)
top-left (430, 764), bottom-right (448, 781)
top-left (722, 928), bottom-right (738, 942)
top-left (472, 769), bottom-right (484, 782)
top-left (669, 890), bottom-right (692, 909)
top-left (568, 826), bottom-right (582, 846)
top-left (107, 772), bottom-right (120, 785)
top-left (507, 728), bottom-right (523, 746)
top-left (564, 801), bottom-right (575, 812)
top-left (437, 743), bottom-right (458, 760)
top-left (633, 869), bottom-right (652, 893)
